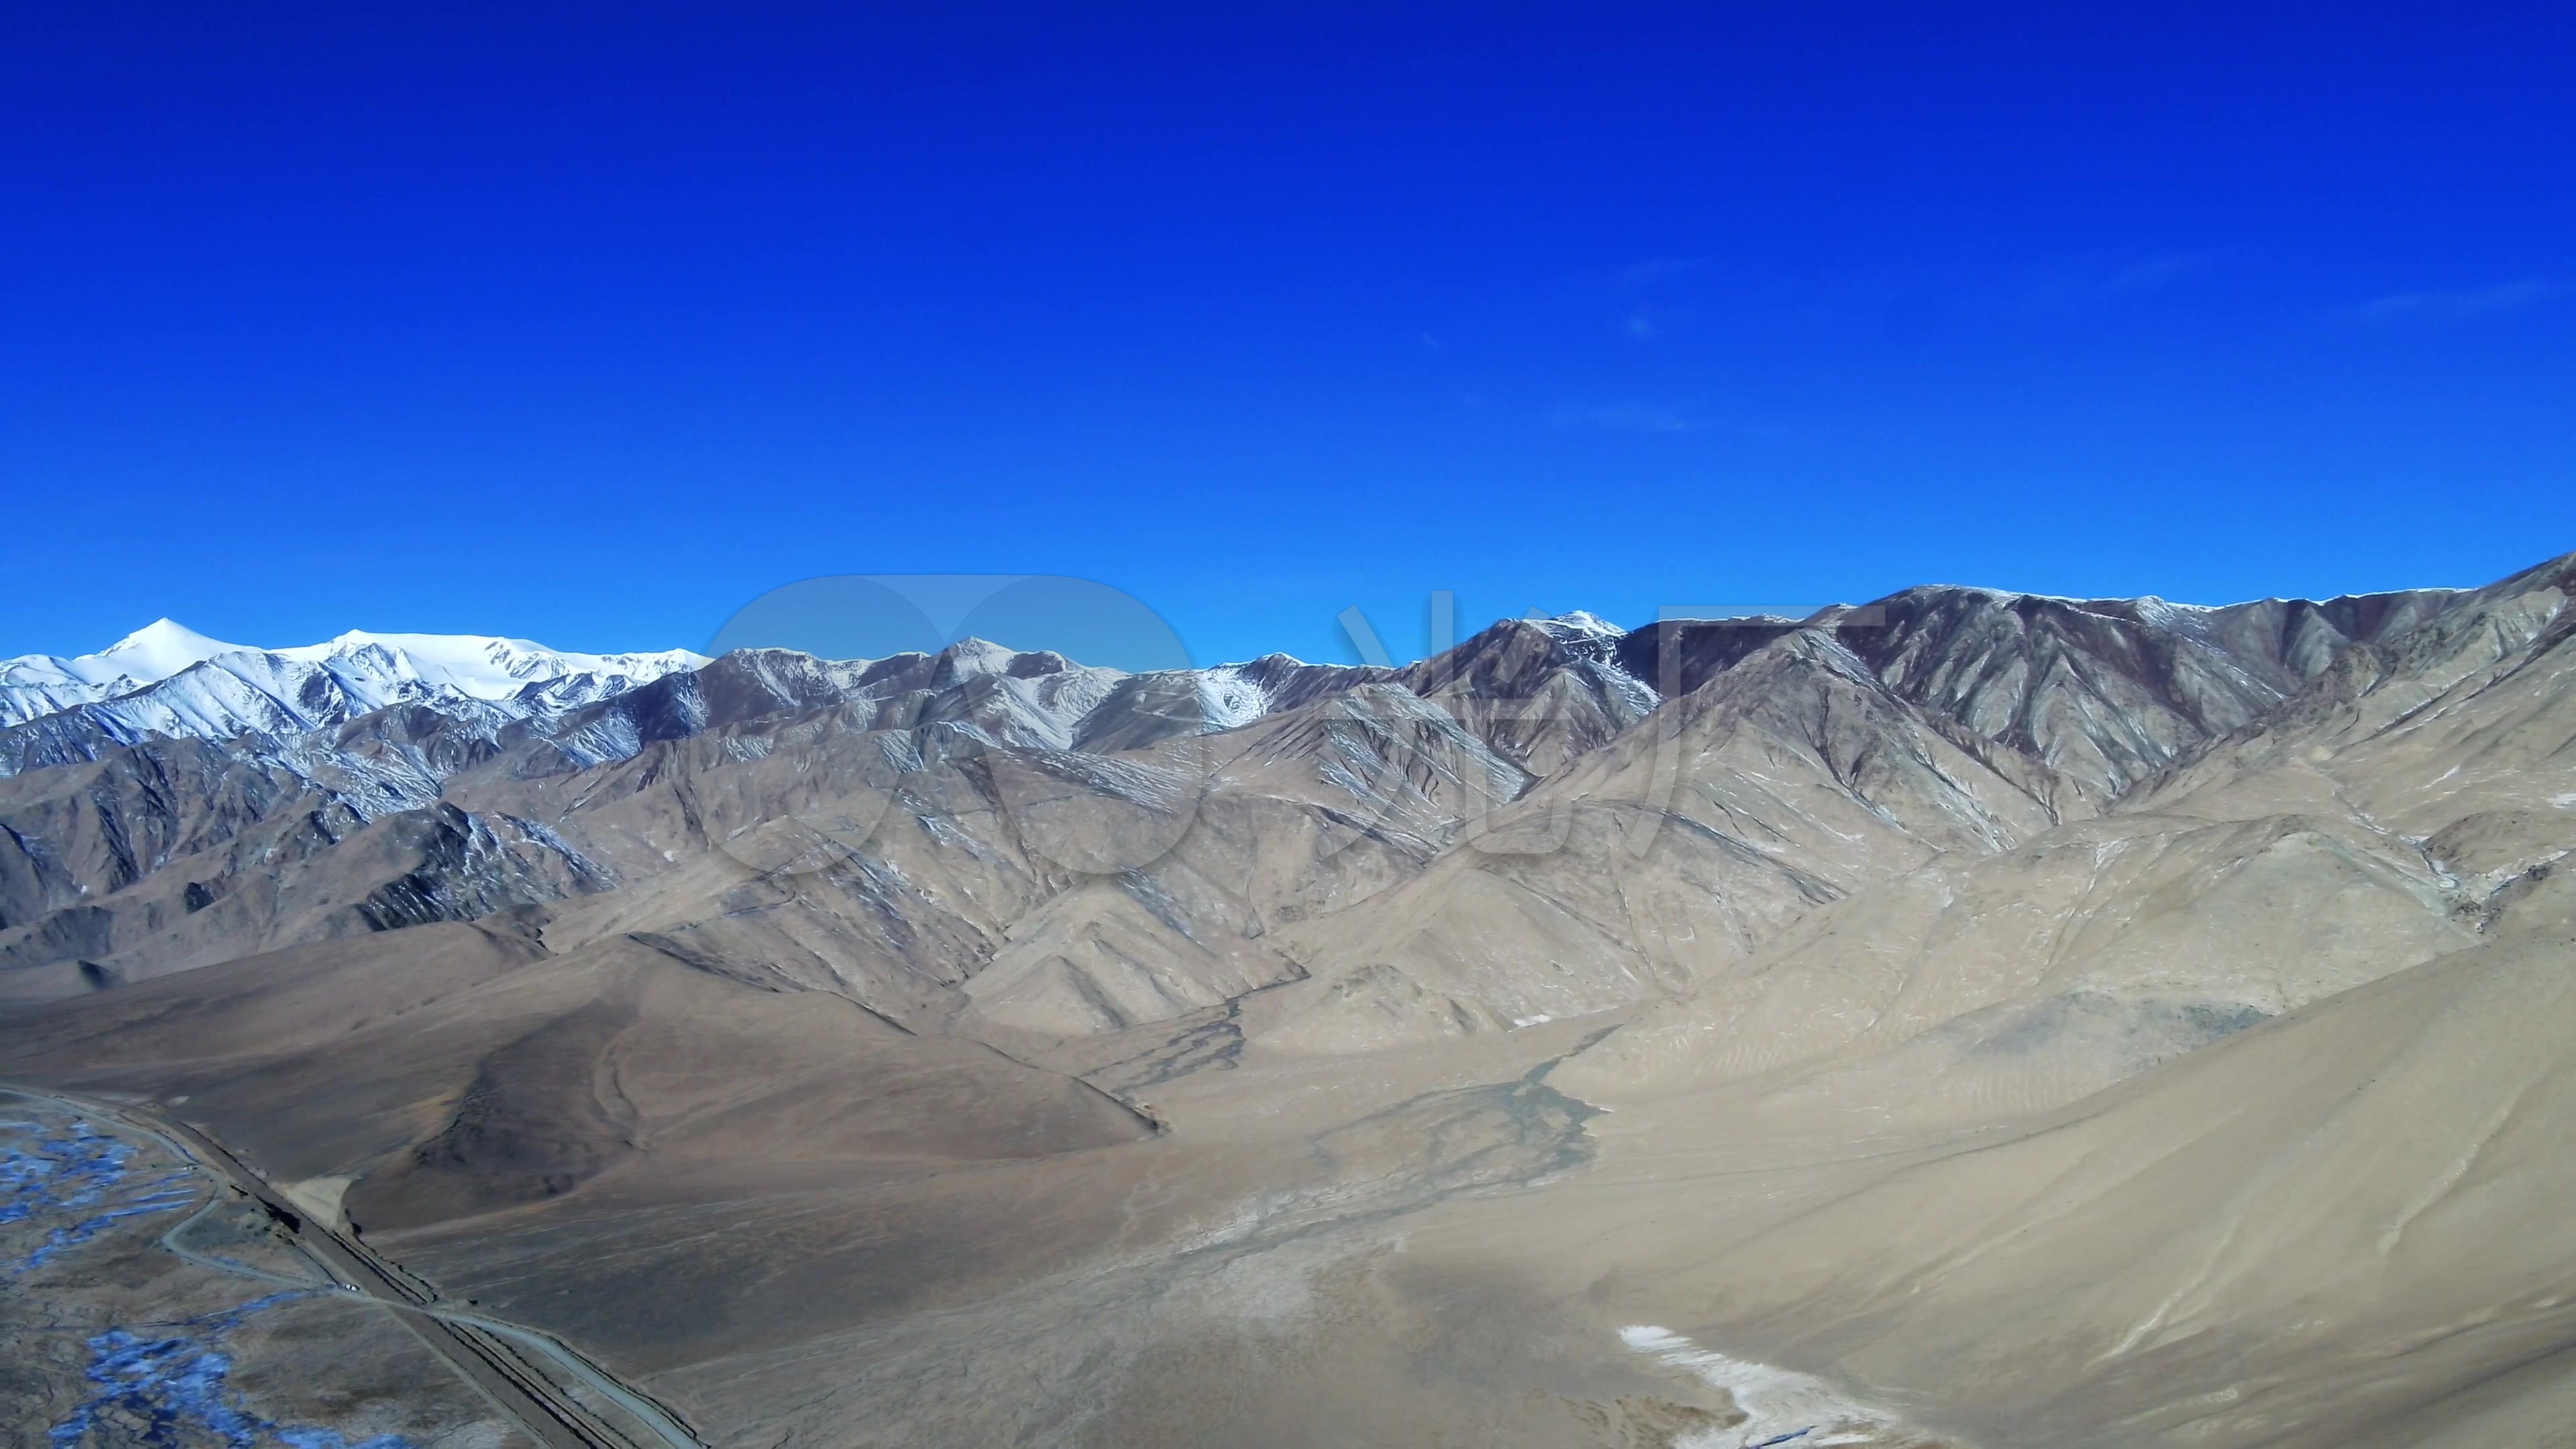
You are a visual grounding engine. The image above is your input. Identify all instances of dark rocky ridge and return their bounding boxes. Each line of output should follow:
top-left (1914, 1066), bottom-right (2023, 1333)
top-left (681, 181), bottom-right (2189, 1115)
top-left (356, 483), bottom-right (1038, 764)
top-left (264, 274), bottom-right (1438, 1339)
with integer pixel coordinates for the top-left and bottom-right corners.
top-left (1617, 584), bottom-right (2455, 795)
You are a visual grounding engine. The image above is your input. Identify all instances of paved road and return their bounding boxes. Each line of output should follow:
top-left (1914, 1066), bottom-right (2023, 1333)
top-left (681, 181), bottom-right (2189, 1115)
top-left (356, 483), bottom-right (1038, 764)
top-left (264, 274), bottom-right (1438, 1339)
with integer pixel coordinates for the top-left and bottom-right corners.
top-left (2, 1084), bottom-right (704, 1449)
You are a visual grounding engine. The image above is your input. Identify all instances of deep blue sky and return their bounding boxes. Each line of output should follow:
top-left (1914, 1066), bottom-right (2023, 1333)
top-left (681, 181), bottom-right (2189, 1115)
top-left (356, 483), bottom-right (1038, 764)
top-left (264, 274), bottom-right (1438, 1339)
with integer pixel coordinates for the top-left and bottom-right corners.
top-left (5, 3), bottom-right (2573, 666)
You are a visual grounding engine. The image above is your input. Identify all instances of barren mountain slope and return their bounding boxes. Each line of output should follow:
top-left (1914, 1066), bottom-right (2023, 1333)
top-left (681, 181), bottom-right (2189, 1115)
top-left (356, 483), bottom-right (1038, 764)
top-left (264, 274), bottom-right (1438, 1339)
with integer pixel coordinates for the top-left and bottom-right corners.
top-left (1548, 807), bottom-right (2477, 1118)
top-left (1555, 553), bottom-right (2575, 1112)
top-left (0, 630), bottom-right (1525, 1002)
top-left (0, 920), bottom-right (1151, 1230)
top-left (488, 647), bottom-right (1603, 1040)
top-left (2131, 549), bottom-right (2576, 876)
top-left (1617, 583), bottom-right (2451, 796)
top-left (0, 744), bottom-right (605, 998)
top-left (0, 643), bottom-right (1202, 999)
top-left (0, 612), bottom-right (1663, 1032)
top-left (1485, 550), bottom-right (2576, 1444)
top-left (1481, 930), bottom-right (2576, 1449)
top-left (1248, 627), bottom-right (2085, 1053)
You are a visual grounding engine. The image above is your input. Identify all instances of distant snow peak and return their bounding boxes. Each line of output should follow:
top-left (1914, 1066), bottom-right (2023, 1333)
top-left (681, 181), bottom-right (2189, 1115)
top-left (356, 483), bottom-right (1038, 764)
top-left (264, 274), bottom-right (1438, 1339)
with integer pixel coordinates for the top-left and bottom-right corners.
top-left (272, 630), bottom-right (709, 702)
top-left (89, 619), bottom-right (248, 684)
top-left (1, 618), bottom-right (244, 692)
top-left (0, 621), bottom-right (711, 747)
top-left (0, 619), bottom-right (252, 727)
top-left (1532, 610), bottom-right (1625, 643)
top-left (937, 637), bottom-right (1031, 680)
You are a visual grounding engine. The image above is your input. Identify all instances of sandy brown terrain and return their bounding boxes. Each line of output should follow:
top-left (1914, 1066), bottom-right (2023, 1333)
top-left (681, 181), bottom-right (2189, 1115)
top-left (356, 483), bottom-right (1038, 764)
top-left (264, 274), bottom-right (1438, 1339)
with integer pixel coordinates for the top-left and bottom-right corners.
top-left (5, 552), bottom-right (2573, 1446)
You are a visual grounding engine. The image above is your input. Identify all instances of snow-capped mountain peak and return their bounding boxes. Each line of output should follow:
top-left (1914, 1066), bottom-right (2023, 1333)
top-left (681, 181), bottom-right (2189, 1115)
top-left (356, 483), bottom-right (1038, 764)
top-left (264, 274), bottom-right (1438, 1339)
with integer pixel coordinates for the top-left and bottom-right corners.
top-left (1, 618), bottom-right (248, 695)
top-left (0, 619), bottom-right (254, 724)
top-left (83, 619), bottom-right (248, 684)
top-left (0, 623), bottom-right (711, 748)
top-left (1532, 610), bottom-right (1625, 644)
top-left (271, 631), bottom-right (710, 702)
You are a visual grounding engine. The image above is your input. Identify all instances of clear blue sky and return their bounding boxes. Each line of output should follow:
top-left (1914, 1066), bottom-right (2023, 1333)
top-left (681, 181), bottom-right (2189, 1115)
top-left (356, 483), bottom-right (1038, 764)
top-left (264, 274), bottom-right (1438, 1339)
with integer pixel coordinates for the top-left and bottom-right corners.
top-left (5, 3), bottom-right (2573, 666)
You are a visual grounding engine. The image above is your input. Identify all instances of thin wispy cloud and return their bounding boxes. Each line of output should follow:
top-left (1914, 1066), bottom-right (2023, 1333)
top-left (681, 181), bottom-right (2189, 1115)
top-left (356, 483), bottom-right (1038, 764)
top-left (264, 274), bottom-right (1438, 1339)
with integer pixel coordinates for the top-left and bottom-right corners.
top-left (1551, 399), bottom-right (1705, 433)
top-left (2025, 249), bottom-right (2220, 309)
top-left (2102, 251), bottom-right (2217, 294)
top-left (2352, 279), bottom-right (2570, 323)
top-left (1621, 301), bottom-right (1695, 341)
top-left (1610, 260), bottom-right (1710, 340)
top-left (1616, 256), bottom-right (1715, 288)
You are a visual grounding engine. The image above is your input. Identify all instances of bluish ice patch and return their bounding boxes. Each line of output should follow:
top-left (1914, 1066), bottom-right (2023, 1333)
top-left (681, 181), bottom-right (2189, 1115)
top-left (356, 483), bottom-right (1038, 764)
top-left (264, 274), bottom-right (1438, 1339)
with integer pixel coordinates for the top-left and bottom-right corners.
top-left (6, 1111), bottom-right (414, 1448)
top-left (1, 1115), bottom-right (197, 1273)
top-left (48, 1291), bottom-right (415, 1449)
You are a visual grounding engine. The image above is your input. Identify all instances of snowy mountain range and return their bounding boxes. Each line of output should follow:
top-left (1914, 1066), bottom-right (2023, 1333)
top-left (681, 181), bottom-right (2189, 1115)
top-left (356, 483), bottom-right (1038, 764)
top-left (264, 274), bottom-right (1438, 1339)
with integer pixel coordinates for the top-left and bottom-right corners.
top-left (0, 621), bottom-right (711, 772)
top-left (0, 579), bottom-right (2473, 1000)
top-left (0, 616), bottom-right (1428, 784)
top-left (0, 619), bottom-right (708, 724)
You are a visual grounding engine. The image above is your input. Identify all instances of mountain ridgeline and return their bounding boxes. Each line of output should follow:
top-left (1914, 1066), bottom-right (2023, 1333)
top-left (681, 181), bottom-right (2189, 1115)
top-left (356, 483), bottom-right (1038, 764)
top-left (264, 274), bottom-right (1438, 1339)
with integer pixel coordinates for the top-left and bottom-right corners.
top-left (5, 554), bottom-right (2574, 1449)
top-left (0, 580), bottom-right (2461, 1008)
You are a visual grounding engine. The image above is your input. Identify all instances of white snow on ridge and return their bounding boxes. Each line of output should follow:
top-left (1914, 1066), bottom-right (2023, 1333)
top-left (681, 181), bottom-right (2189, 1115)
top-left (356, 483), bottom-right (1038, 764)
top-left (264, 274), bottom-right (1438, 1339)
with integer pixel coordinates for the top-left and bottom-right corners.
top-left (5, 620), bottom-right (704, 696)
top-left (272, 631), bottom-right (709, 702)
top-left (63, 619), bottom-right (248, 686)
top-left (0, 619), bottom-right (252, 724)
top-left (1194, 666), bottom-right (1272, 731)
top-left (1533, 609), bottom-right (1625, 643)
top-left (1, 620), bottom-right (709, 734)
top-left (2, 612), bottom-right (1318, 778)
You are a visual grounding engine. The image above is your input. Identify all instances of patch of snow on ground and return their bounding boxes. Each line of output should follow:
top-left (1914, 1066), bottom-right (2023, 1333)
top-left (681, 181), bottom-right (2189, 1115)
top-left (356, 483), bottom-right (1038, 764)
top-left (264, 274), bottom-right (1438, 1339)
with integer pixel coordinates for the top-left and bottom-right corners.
top-left (1195, 667), bottom-right (1271, 731)
top-left (1620, 1326), bottom-right (1904, 1448)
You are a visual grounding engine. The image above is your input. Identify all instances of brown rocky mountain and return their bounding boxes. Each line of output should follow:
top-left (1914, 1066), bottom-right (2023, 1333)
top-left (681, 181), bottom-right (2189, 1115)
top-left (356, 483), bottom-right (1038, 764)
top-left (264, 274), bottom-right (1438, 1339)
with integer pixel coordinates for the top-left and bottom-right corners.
top-left (5, 552), bottom-right (2573, 1448)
